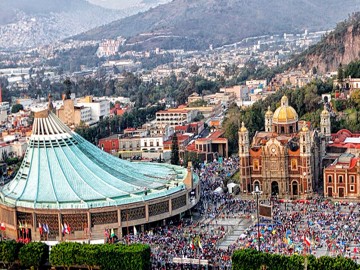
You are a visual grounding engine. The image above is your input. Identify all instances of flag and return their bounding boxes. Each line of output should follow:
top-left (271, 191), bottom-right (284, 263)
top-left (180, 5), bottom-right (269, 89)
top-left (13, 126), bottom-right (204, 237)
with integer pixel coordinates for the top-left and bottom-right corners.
top-left (304, 236), bottom-right (311, 247)
top-left (198, 239), bottom-right (203, 251)
top-left (0, 222), bottom-right (5, 231)
top-left (19, 221), bottom-right (23, 229)
top-left (43, 223), bottom-right (50, 234)
top-left (133, 226), bottom-right (137, 236)
top-left (67, 223), bottom-right (71, 234)
top-left (104, 229), bottom-right (109, 238)
top-left (38, 223), bottom-right (43, 235)
top-left (110, 228), bottom-right (115, 238)
top-left (190, 242), bottom-right (195, 250)
top-left (25, 222), bottom-right (29, 235)
top-left (61, 224), bottom-right (65, 236)
top-left (64, 223), bottom-right (69, 234)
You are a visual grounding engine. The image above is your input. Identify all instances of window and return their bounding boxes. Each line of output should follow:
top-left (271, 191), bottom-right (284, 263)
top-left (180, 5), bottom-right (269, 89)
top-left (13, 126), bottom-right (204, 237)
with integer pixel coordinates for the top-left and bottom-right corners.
top-left (339, 175), bottom-right (343, 183)
top-left (350, 185), bottom-right (355, 192)
top-left (328, 175), bottom-right (332, 183)
top-left (350, 175), bottom-right (355, 183)
top-left (253, 159), bottom-right (259, 170)
top-left (144, 142), bottom-right (147, 147)
top-left (150, 141), bottom-right (154, 147)
top-left (156, 141), bottom-right (160, 147)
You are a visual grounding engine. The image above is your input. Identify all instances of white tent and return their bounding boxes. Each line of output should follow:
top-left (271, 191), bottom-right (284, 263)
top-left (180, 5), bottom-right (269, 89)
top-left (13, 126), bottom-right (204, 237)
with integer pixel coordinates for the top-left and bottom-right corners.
top-left (227, 182), bottom-right (239, 193)
top-left (214, 187), bottom-right (224, 194)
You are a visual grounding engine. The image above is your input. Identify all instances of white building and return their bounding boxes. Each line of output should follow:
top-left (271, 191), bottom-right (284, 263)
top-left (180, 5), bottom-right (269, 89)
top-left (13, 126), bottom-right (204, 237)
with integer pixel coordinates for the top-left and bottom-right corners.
top-left (77, 96), bottom-right (110, 122)
top-left (155, 108), bottom-right (195, 128)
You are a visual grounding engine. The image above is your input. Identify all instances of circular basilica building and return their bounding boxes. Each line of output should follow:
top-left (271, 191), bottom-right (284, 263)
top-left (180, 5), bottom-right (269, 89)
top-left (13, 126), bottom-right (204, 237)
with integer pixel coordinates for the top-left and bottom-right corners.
top-left (0, 106), bottom-right (200, 241)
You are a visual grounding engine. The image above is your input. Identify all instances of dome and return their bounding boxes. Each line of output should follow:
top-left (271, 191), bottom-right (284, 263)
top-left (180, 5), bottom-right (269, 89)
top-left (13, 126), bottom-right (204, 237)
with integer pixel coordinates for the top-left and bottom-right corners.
top-left (321, 105), bottom-right (330, 116)
top-left (240, 122), bottom-right (247, 132)
top-left (0, 109), bottom-right (188, 209)
top-left (272, 95), bottom-right (298, 124)
top-left (265, 106), bottom-right (273, 117)
top-left (301, 123), bottom-right (309, 132)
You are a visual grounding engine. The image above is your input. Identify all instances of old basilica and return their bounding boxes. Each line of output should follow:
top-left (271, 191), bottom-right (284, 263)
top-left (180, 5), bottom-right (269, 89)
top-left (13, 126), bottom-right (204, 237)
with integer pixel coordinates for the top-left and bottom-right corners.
top-left (238, 95), bottom-right (331, 198)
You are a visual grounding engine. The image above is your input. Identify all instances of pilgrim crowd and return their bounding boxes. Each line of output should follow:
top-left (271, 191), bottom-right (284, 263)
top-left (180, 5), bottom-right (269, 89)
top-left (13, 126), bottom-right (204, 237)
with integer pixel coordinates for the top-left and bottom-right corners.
top-left (118, 157), bottom-right (360, 269)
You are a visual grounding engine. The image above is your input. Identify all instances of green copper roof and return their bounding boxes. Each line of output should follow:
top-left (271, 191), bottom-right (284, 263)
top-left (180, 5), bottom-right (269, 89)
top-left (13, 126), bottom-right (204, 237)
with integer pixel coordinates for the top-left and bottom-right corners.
top-left (0, 110), bottom-right (189, 209)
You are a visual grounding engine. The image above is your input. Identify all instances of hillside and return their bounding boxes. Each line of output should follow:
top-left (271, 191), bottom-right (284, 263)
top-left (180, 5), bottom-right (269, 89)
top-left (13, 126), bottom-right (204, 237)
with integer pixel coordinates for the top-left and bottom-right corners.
top-left (288, 13), bottom-right (360, 74)
top-left (0, 0), bottom-right (125, 49)
top-left (74, 0), bottom-right (360, 50)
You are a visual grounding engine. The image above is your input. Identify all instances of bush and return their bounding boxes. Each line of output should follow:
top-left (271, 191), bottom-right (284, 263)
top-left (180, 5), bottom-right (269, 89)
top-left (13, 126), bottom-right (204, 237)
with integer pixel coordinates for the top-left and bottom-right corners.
top-left (232, 249), bottom-right (359, 270)
top-left (50, 242), bottom-right (82, 270)
top-left (50, 242), bottom-right (151, 270)
top-left (0, 240), bottom-right (23, 269)
top-left (19, 242), bottom-right (49, 269)
top-left (97, 244), bottom-right (151, 270)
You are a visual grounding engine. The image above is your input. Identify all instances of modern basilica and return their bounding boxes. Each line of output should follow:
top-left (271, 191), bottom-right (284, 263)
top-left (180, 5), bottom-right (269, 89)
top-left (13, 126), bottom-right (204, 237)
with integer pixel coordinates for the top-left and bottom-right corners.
top-left (238, 95), bottom-right (331, 199)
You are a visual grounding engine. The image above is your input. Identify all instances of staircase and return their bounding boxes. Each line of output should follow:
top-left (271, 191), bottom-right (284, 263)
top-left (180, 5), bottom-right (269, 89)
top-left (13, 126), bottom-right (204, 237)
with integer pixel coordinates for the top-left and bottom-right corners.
top-left (217, 218), bottom-right (253, 250)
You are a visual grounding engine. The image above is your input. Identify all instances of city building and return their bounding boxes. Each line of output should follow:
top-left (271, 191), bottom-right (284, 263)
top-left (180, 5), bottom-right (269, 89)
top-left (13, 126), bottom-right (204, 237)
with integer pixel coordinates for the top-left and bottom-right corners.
top-left (323, 153), bottom-right (359, 199)
top-left (77, 96), bottom-right (110, 123)
top-left (238, 96), bottom-right (330, 198)
top-left (56, 95), bottom-right (110, 127)
top-left (96, 38), bottom-right (125, 58)
top-left (99, 134), bottom-right (119, 154)
top-left (323, 129), bottom-right (360, 199)
top-left (56, 98), bottom-right (92, 127)
top-left (186, 130), bottom-right (229, 161)
top-left (156, 108), bottom-right (195, 128)
top-left (0, 105), bottom-right (200, 241)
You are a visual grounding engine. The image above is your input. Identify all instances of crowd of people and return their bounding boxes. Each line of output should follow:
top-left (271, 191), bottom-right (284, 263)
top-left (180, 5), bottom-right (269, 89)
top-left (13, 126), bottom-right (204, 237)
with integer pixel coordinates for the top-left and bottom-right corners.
top-left (119, 157), bottom-right (240, 269)
top-left (118, 157), bottom-right (360, 269)
top-left (233, 199), bottom-right (360, 262)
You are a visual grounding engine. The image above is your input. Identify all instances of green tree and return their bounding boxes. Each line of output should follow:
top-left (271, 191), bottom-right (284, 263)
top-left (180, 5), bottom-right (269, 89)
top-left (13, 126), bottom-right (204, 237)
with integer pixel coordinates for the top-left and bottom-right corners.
top-left (19, 242), bottom-right (49, 270)
top-left (11, 104), bottom-right (24, 113)
top-left (170, 133), bottom-right (179, 165)
top-left (337, 63), bottom-right (344, 89)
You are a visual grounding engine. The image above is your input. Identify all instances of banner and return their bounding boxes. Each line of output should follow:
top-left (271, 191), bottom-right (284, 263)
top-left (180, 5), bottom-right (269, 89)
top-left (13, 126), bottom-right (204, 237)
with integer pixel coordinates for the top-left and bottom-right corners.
top-left (259, 204), bottom-right (272, 218)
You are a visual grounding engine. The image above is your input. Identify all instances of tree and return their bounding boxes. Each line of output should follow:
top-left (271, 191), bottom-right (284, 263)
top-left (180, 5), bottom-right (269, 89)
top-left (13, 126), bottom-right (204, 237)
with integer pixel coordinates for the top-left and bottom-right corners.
top-left (11, 104), bottom-right (24, 114)
top-left (170, 133), bottom-right (179, 165)
top-left (337, 63), bottom-right (344, 89)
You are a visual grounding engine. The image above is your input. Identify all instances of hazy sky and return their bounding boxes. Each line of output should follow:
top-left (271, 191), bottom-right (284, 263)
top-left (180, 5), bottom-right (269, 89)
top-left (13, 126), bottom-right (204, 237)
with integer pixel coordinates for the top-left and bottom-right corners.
top-left (87, 0), bottom-right (144, 9)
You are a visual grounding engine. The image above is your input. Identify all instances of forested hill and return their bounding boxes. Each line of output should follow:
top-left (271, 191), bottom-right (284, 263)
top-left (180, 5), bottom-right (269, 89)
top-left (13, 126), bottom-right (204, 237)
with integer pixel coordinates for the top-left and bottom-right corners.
top-left (74, 0), bottom-right (360, 50)
top-left (287, 13), bottom-right (360, 74)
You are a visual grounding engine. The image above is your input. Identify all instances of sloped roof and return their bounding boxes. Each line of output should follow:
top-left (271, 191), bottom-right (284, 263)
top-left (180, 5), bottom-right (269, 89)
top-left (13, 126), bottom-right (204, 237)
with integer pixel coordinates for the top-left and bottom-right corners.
top-left (0, 109), bottom-right (188, 210)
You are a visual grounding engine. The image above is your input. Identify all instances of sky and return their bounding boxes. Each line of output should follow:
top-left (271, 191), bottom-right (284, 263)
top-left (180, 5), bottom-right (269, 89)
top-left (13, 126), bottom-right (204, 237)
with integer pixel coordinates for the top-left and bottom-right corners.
top-left (87, 0), bottom-right (145, 9)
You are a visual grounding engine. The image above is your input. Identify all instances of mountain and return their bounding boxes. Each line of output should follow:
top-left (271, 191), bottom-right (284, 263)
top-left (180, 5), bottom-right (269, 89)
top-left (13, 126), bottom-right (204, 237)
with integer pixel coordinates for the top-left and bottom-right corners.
top-left (288, 13), bottom-right (360, 74)
top-left (0, 0), bottom-right (125, 49)
top-left (74, 0), bottom-right (360, 51)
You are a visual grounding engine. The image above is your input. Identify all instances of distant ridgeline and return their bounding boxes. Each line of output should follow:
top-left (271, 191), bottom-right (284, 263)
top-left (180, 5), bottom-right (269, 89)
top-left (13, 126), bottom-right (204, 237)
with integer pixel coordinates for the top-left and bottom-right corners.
top-left (74, 0), bottom-right (360, 51)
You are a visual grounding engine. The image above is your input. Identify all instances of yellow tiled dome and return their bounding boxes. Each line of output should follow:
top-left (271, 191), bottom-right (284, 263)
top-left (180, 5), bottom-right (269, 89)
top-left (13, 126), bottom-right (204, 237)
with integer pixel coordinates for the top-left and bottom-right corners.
top-left (321, 106), bottom-right (330, 116)
top-left (301, 123), bottom-right (309, 132)
top-left (265, 106), bottom-right (273, 117)
top-left (239, 122), bottom-right (247, 132)
top-left (272, 96), bottom-right (298, 124)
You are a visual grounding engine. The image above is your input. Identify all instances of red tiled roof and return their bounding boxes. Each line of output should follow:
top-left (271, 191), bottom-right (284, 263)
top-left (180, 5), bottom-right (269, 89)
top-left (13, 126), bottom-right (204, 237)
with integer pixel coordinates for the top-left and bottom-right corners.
top-left (175, 125), bottom-right (189, 131)
top-left (350, 158), bottom-right (360, 169)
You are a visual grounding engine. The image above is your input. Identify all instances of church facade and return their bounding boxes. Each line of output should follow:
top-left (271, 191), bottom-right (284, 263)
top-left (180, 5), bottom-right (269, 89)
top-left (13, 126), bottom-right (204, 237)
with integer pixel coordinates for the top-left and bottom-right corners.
top-left (238, 96), bottom-right (331, 198)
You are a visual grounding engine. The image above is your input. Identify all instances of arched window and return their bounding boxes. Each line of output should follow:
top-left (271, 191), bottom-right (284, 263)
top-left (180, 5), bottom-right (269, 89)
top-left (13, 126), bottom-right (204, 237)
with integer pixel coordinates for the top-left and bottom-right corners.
top-left (328, 175), bottom-right (332, 183)
top-left (350, 175), bottom-right (355, 183)
top-left (339, 175), bottom-right (343, 183)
